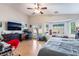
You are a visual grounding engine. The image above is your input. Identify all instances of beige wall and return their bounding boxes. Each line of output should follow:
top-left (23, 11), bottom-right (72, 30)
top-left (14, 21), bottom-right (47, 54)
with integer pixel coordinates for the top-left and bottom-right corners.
top-left (0, 4), bottom-right (29, 33)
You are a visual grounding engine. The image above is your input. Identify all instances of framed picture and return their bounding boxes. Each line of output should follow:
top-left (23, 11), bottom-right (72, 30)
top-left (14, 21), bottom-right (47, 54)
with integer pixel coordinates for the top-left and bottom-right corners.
top-left (25, 24), bottom-right (27, 27)
top-left (0, 22), bottom-right (2, 27)
top-left (29, 25), bottom-right (32, 28)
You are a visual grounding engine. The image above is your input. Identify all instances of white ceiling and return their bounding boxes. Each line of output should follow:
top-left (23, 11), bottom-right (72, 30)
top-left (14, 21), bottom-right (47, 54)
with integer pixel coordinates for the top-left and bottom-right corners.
top-left (7, 3), bottom-right (79, 16)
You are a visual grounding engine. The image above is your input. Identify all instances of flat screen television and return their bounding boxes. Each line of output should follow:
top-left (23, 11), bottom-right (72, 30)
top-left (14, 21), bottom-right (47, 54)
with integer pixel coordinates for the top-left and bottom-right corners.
top-left (7, 22), bottom-right (22, 30)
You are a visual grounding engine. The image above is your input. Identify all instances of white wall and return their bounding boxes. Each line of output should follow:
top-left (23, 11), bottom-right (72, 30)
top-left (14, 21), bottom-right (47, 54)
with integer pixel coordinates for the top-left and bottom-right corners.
top-left (0, 4), bottom-right (29, 33)
top-left (29, 15), bottom-right (79, 24)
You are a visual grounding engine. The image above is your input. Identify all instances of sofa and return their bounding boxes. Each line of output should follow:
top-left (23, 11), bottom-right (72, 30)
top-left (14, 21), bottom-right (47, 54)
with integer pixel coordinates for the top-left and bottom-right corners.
top-left (2, 33), bottom-right (22, 42)
top-left (1, 33), bottom-right (20, 48)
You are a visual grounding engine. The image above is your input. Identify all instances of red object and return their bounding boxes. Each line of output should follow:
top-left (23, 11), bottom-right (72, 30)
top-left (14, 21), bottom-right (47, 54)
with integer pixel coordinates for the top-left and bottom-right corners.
top-left (7, 39), bottom-right (19, 49)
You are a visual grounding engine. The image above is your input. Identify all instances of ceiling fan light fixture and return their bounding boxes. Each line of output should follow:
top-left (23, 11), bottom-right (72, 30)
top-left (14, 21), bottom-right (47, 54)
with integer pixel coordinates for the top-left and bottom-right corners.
top-left (27, 3), bottom-right (47, 15)
top-left (34, 9), bottom-right (40, 13)
top-left (34, 4), bottom-right (38, 9)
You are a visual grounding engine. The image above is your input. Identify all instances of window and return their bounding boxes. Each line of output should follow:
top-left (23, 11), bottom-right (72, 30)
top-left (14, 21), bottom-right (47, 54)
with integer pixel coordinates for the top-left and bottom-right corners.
top-left (53, 24), bottom-right (64, 34)
top-left (46, 24), bottom-right (49, 32)
top-left (71, 22), bottom-right (76, 34)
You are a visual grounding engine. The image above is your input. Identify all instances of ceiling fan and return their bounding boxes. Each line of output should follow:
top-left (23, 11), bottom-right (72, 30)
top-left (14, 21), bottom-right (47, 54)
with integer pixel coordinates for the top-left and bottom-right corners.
top-left (27, 3), bottom-right (47, 14)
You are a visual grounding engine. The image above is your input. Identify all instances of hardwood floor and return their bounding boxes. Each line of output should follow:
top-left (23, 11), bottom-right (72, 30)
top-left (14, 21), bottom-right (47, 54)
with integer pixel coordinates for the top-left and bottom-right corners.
top-left (13, 39), bottom-right (45, 56)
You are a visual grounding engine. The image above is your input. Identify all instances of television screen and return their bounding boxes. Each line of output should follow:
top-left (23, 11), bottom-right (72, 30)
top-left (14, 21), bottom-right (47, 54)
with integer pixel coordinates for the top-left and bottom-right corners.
top-left (7, 22), bottom-right (22, 30)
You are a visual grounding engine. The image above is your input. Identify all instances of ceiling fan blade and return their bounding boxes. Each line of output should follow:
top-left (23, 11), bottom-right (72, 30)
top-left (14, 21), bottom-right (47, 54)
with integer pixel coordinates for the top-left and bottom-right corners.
top-left (41, 7), bottom-right (47, 9)
top-left (40, 11), bottom-right (43, 14)
top-left (27, 8), bottom-right (33, 9)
